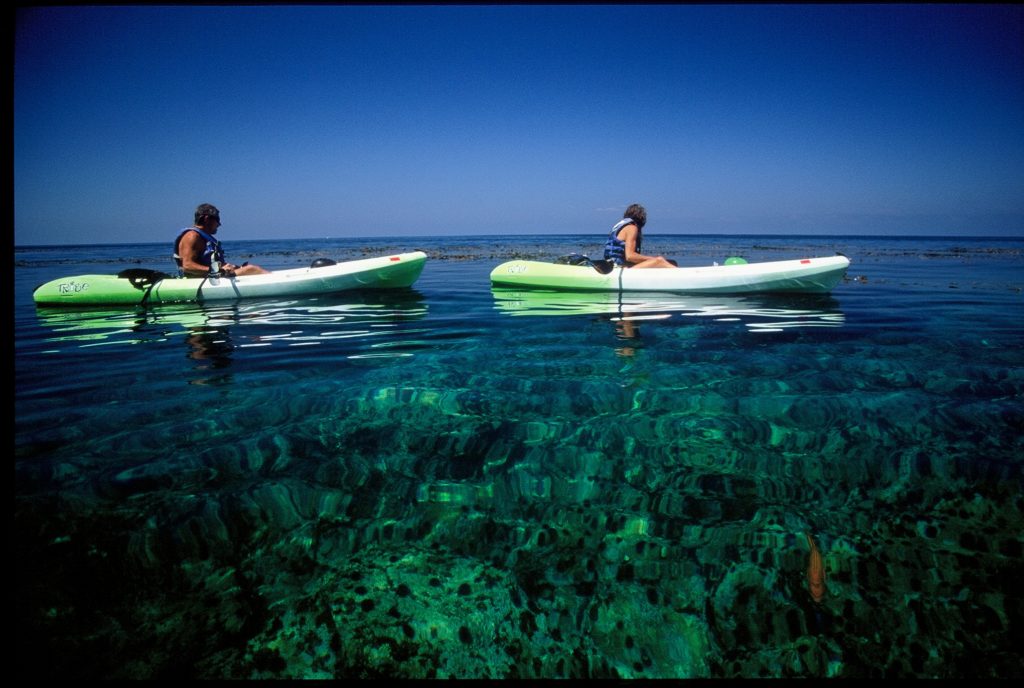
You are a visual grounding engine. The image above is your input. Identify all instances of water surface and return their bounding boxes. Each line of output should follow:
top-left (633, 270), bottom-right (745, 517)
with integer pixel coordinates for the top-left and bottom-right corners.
top-left (15, 234), bottom-right (1024, 678)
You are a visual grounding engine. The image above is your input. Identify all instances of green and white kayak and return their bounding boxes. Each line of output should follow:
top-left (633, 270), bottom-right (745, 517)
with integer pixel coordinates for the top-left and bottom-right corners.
top-left (490, 255), bottom-right (850, 294)
top-left (33, 251), bottom-right (428, 306)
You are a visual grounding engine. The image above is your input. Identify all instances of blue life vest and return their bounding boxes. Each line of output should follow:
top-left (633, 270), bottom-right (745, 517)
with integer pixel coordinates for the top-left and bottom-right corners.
top-left (174, 227), bottom-right (226, 275)
top-left (603, 218), bottom-right (643, 266)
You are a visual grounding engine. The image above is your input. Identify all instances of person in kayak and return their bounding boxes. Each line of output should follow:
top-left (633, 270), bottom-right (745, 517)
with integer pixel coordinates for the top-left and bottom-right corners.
top-left (174, 203), bottom-right (270, 278)
top-left (603, 204), bottom-right (676, 269)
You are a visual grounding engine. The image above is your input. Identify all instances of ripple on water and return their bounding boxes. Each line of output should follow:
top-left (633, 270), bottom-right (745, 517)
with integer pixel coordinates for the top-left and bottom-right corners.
top-left (14, 238), bottom-right (1024, 679)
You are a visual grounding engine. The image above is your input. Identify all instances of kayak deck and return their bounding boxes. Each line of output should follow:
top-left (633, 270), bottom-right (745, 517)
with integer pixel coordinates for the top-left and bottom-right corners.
top-left (489, 255), bottom-right (850, 294)
top-left (33, 251), bottom-right (428, 306)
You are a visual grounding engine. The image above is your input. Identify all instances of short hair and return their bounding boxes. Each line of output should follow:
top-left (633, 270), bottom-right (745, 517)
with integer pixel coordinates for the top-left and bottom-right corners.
top-left (194, 203), bottom-right (220, 226)
top-left (624, 204), bottom-right (647, 229)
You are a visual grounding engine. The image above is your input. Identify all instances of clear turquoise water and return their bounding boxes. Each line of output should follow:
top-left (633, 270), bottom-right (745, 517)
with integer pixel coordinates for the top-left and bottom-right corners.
top-left (14, 235), bottom-right (1024, 678)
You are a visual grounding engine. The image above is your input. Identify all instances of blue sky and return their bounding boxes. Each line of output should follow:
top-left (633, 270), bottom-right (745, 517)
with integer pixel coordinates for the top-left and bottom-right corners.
top-left (14, 4), bottom-right (1024, 245)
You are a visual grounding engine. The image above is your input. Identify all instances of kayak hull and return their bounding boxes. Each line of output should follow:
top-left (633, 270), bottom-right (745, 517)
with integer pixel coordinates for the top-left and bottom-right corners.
top-left (489, 255), bottom-right (850, 294)
top-left (33, 252), bottom-right (428, 306)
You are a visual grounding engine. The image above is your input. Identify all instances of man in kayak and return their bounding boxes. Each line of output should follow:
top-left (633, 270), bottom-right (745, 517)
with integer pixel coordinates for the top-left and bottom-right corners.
top-left (604, 204), bottom-right (676, 268)
top-left (174, 203), bottom-right (270, 278)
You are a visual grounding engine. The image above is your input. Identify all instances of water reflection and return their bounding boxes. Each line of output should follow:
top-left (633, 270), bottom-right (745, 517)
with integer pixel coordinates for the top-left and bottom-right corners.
top-left (614, 317), bottom-right (641, 358)
top-left (186, 326), bottom-right (236, 385)
top-left (491, 288), bottom-right (846, 334)
top-left (34, 289), bottom-right (430, 354)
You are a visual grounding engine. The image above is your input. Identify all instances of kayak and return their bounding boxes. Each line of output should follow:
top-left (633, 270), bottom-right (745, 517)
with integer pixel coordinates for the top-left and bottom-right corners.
top-left (32, 251), bottom-right (428, 306)
top-left (489, 255), bottom-right (850, 294)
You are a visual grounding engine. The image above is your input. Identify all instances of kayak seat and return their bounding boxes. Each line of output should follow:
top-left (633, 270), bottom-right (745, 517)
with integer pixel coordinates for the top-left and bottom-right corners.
top-left (117, 268), bottom-right (172, 289)
top-left (555, 253), bottom-right (615, 274)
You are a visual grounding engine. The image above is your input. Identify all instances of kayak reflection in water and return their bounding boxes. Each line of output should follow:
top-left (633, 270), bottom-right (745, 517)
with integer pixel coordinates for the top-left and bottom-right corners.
top-left (603, 204), bottom-right (677, 269)
top-left (174, 203), bottom-right (271, 278)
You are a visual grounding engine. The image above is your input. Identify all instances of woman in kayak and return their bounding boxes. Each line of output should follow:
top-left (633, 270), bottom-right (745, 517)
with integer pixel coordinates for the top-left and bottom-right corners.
top-left (174, 203), bottom-right (270, 278)
top-left (604, 204), bottom-right (676, 269)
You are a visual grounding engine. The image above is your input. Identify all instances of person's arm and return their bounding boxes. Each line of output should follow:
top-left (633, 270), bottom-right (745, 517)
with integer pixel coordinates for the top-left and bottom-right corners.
top-left (621, 225), bottom-right (655, 264)
top-left (177, 231), bottom-right (217, 277)
top-left (621, 224), bottom-right (676, 268)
